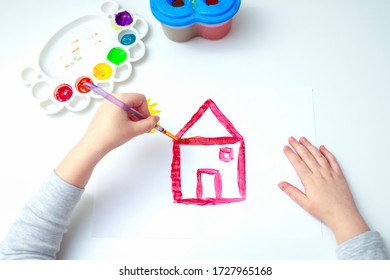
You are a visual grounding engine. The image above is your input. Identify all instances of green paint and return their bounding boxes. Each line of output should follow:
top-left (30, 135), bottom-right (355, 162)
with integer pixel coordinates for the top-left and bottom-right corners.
top-left (107, 47), bottom-right (127, 65)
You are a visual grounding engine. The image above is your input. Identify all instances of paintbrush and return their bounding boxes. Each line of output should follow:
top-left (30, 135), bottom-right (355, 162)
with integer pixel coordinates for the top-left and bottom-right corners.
top-left (83, 82), bottom-right (179, 141)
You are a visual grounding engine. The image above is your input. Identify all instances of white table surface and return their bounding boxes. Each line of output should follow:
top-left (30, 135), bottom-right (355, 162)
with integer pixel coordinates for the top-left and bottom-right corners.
top-left (0, 0), bottom-right (389, 259)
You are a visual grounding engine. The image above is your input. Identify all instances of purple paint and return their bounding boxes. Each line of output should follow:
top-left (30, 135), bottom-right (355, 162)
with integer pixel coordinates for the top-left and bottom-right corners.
top-left (115, 11), bottom-right (133, 26)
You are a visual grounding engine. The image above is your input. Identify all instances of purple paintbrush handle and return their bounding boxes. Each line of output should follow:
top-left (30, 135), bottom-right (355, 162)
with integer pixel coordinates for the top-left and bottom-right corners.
top-left (84, 82), bottom-right (146, 119)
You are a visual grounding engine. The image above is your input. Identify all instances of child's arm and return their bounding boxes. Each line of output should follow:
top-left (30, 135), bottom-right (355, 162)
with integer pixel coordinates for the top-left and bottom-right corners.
top-left (279, 136), bottom-right (388, 259)
top-left (0, 172), bottom-right (83, 259)
top-left (0, 93), bottom-right (159, 259)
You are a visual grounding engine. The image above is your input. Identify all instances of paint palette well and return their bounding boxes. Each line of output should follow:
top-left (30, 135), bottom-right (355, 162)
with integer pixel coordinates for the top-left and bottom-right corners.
top-left (22, 1), bottom-right (148, 114)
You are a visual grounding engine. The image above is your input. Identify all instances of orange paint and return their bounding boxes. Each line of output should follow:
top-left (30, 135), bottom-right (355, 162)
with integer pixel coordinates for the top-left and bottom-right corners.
top-left (75, 76), bottom-right (93, 93)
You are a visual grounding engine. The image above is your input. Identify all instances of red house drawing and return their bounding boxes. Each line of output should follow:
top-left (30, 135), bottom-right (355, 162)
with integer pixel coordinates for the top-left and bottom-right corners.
top-left (171, 99), bottom-right (246, 205)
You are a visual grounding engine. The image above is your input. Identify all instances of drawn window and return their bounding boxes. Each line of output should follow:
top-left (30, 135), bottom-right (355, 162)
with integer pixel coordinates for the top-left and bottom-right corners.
top-left (219, 147), bottom-right (234, 162)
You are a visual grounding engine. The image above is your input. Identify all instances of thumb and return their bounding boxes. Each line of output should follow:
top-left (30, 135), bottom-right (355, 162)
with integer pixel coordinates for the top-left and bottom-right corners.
top-left (278, 181), bottom-right (309, 210)
top-left (130, 115), bottom-right (160, 136)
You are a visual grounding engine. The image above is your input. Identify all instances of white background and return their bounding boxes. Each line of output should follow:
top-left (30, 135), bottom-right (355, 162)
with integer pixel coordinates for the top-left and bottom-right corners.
top-left (0, 0), bottom-right (389, 260)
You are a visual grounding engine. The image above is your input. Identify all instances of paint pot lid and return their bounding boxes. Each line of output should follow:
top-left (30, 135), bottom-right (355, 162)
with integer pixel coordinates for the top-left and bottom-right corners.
top-left (150, 0), bottom-right (241, 27)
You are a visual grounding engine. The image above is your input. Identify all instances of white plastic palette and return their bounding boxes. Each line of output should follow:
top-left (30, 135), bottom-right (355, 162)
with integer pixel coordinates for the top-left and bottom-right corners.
top-left (21, 1), bottom-right (148, 114)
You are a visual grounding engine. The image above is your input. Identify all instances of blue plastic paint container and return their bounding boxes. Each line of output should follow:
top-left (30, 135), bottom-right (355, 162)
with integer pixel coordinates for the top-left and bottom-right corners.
top-left (150, 0), bottom-right (241, 42)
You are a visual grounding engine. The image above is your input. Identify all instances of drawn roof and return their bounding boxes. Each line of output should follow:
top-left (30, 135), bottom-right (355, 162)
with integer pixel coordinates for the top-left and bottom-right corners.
top-left (176, 99), bottom-right (243, 141)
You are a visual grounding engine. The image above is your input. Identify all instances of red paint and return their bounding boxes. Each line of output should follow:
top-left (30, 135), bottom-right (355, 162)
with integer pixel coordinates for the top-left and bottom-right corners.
top-left (54, 84), bottom-right (73, 102)
top-left (206, 0), bottom-right (219, 5)
top-left (196, 169), bottom-right (222, 199)
top-left (219, 147), bottom-right (234, 162)
top-left (172, 0), bottom-right (184, 7)
top-left (171, 142), bottom-right (183, 202)
top-left (180, 137), bottom-right (239, 145)
top-left (75, 76), bottom-right (93, 93)
top-left (176, 197), bottom-right (245, 206)
top-left (171, 99), bottom-right (246, 206)
top-left (196, 19), bottom-right (233, 40)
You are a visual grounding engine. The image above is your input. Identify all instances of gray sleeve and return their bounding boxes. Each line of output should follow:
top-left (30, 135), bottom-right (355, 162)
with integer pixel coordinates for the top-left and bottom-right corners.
top-left (0, 171), bottom-right (84, 259)
top-left (336, 230), bottom-right (389, 260)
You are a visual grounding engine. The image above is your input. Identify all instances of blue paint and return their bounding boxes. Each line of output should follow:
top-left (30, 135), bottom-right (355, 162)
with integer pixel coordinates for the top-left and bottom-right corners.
top-left (120, 33), bottom-right (136, 45)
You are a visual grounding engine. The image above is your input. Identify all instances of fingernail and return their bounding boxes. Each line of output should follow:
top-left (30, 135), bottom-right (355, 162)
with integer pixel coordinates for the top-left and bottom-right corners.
top-left (288, 136), bottom-right (296, 143)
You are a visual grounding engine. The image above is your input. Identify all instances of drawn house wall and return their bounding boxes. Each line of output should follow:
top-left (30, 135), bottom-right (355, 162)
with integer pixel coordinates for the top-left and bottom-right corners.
top-left (171, 99), bottom-right (246, 205)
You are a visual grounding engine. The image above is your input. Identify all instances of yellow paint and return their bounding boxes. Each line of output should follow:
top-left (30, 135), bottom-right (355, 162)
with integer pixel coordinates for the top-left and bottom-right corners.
top-left (93, 63), bottom-right (113, 80)
top-left (147, 98), bottom-right (161, 133)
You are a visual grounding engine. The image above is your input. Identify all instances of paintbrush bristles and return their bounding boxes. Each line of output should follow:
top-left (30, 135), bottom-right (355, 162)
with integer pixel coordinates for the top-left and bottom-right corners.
top-left (163, 130), bottom-right (180, 141)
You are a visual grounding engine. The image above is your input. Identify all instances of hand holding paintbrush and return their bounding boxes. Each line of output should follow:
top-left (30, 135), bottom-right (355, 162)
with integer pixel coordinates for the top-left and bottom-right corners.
top-left (55, 90), bottom-right (164, 188)
top-left (84, 83), bottom-right (179, 141)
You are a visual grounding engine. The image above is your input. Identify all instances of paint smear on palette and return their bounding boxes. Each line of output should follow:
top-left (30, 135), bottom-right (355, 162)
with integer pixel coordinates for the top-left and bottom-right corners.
top-left (171, 99), bottom-right (246, 206)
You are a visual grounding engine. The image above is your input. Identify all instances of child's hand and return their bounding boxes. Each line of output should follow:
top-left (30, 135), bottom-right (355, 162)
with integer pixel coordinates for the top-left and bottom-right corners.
top-left (83, 93), bottom-right (160, 156)
top-left (56, 93), bottom-right (159, 189)
top-left (278, 136), bottom-right (369, 244)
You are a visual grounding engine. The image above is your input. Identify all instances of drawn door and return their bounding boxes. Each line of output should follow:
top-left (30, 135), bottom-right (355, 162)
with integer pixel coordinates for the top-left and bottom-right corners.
top-left (196, 169), bottom-right (222, 200)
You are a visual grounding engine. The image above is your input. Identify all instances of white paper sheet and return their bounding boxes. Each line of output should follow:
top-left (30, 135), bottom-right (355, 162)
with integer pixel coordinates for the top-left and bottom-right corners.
top-left (92, 87), bottom-right (321, 240)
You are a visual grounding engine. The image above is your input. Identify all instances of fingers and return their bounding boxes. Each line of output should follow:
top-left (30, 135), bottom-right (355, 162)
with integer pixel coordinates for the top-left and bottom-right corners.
top-left (130, 115), bottom-right (160, 136)
top-left (319, 145), bottom-right (342, 174)
top-left (117, 93), bottom-right (151, 118)
top-left (283, 136), bottom-right (341, 187)
top-left (105, 93), bottom-right (161, 137)
top-left (118, 93), bottom-right (160, 135)
top-left (278, 182), bottom-right (310, 211)
top-left (283, 144), bottom-right (313, 179)
top-left (288, 136), bottom-right (321, 173)
top-left (287, 136), bottom-right (342, 175)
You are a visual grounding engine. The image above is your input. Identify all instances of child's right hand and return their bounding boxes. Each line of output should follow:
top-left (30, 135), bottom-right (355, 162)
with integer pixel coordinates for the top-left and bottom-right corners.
top-left (82, 93), bottom-right (160, 156)
top-left (278, 136), bottom-right (369, 244)
top-left (56, 93), bottom-right (160, 189)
